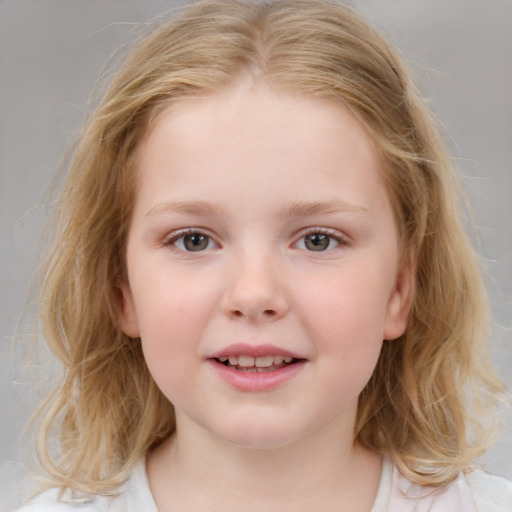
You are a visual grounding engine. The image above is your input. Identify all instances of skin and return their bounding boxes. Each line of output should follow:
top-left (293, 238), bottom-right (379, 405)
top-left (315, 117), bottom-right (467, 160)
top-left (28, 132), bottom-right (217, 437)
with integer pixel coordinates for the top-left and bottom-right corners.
top-left (119, 80), bottom-right (413, 512)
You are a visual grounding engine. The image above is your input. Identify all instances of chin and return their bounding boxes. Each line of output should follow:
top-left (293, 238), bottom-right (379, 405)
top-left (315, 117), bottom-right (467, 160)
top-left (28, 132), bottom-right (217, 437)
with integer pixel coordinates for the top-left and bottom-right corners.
top-left (212, 420), bottom-right (305, 451)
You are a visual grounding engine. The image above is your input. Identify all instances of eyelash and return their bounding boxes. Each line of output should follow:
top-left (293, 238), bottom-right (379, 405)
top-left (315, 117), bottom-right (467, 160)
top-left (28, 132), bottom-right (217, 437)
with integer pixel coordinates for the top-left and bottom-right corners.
top-left (164, 226), bottom-right (349, 254)
top-left (294, 227), bottom-right (349, 252)
top-left (163, 228), bottom-right (218, 252)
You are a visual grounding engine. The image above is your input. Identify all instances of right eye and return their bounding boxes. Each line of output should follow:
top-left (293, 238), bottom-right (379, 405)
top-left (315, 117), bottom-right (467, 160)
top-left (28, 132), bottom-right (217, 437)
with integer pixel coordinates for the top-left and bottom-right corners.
top-left (167, 231), bottom-right (217, 252)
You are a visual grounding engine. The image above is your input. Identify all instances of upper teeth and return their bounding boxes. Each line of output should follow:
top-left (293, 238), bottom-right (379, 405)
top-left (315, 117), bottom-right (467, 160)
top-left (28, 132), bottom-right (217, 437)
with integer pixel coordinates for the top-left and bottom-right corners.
top-left (218, 355), bottom-right (294, 367)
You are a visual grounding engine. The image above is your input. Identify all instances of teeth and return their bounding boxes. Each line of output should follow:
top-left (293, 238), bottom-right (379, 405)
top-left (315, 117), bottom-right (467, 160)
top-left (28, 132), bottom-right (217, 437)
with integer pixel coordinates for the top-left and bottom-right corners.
top-left (255, 355), bottom-right (274, 367)
top-left (238, 355), bottom-right (255, 367)
top-left (218, 354), bottom-right (295, 368)
top-left (273, 355), bottom-right (293, 365)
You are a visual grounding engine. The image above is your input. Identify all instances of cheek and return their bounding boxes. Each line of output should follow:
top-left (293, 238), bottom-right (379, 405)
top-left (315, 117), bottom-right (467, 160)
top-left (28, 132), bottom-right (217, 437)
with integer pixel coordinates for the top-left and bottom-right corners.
top-left (133, 273), bottom-right (221, 374)
top-left (308, 295), bottom-right (384, 409)
top-left (299, 269), bottom-right (390, 341)
top-left (136, 296), bottom-right (201, 403)
top-left (295, 266), bottom-right (389, 377)
top-left (133, 267), bottom-right (220, 334)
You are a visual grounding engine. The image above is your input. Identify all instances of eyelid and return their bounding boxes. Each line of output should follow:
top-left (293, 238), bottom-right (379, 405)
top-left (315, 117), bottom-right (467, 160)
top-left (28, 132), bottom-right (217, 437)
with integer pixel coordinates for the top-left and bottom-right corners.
top-left (161, 226), bottom-right (349, 250)
top-left (293, 227), bottom-right (350, 248)
top-left (162, 227), bottom-right (220, 249)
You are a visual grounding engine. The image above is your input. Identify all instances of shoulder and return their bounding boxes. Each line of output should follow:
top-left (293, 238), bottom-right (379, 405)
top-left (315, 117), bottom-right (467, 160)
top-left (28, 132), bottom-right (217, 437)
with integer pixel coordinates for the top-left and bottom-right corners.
top-left (386, 460), bottom-right (512, 512)
top-left (14, 488), bottom-right (110, 512)
top-left (465, 470), bottom-right (512, 512)
top-left (15, 458), bottom-right (157, 512)
top-left (14, 488), bottom-right (112, 512)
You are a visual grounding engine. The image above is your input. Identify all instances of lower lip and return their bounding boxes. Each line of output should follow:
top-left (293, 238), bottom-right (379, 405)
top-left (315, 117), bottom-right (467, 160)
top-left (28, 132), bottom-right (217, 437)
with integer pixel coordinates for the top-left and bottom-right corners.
top-left (208, 360), bottom-right (306, 392)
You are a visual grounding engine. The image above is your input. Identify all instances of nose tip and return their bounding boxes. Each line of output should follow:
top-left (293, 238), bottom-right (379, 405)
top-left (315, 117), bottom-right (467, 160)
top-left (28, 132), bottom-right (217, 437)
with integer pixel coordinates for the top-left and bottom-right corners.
top-left (221, 260), bottom-right (289, 322)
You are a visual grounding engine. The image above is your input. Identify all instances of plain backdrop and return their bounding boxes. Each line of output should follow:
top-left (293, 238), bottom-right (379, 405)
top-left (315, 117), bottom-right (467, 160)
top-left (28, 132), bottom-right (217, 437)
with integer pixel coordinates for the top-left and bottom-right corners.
top-left (1, 0), bottom-right (511, 509)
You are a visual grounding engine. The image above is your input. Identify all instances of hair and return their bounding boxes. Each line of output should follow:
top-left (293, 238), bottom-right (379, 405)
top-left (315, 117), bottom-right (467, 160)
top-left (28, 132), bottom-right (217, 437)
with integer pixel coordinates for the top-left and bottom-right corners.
top-left (30, 0), bottom-right (505, 496)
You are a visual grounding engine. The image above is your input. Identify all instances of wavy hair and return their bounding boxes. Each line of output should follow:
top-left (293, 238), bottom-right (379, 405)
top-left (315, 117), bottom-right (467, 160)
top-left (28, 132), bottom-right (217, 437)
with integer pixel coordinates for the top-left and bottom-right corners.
top-left (31, 0), bottom-right (504, 495)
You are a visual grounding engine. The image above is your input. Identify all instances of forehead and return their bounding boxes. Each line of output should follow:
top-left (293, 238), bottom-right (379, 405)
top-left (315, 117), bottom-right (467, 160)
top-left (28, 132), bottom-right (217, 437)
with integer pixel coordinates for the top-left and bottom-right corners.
top-left (131, 82), bottom-right (390, 220)
top-left (139, 82), bottom-right (380, 176)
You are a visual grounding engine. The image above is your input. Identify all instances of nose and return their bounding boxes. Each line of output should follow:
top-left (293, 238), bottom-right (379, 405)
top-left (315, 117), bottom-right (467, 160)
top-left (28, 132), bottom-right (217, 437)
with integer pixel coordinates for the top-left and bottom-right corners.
top-left (221, 252), bottom-right (289, 322)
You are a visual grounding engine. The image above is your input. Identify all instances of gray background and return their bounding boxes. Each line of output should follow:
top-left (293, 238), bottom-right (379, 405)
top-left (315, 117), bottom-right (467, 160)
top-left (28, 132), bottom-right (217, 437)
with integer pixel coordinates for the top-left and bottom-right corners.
top-left (1, 0), bottom-right (511, 509)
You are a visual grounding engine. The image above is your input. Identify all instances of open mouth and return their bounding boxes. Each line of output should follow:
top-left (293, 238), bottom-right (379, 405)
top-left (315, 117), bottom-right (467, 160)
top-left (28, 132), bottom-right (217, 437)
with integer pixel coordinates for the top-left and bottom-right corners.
top-left (215, 355), bottom-right (301, 372)
top-left (209, 349), bottom-right (306, 390)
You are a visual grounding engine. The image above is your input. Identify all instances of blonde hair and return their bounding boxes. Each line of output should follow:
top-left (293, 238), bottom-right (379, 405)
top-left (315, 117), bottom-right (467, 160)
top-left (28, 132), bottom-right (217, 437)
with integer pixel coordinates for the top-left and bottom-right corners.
top-left (32, 0), bottom-right (504, 495)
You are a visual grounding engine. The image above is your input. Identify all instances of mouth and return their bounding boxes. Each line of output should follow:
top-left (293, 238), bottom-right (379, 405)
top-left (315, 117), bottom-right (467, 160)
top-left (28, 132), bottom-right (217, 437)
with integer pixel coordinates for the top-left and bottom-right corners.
top-left (208, 346), bottom-right (306, 391)
top-left (214, 354), bottom-right (301, 372)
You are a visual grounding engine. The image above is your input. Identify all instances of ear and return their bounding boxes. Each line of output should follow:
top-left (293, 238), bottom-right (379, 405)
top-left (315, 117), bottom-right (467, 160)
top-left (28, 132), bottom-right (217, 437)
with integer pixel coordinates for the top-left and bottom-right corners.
top-left (118, 281), bottom-right (141, 338)
top-left (383, 251), bottom-right (415, 341)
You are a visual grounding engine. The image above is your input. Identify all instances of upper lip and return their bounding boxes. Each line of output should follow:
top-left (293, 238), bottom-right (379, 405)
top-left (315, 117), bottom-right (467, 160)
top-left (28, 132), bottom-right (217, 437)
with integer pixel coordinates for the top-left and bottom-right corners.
top-left (208, 343), bottom-right (304, 360)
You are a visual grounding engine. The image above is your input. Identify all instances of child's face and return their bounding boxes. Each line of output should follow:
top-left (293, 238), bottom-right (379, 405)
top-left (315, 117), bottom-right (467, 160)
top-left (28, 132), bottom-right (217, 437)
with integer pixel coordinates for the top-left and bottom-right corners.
top-left (120, 82), bottom-right (412, 449)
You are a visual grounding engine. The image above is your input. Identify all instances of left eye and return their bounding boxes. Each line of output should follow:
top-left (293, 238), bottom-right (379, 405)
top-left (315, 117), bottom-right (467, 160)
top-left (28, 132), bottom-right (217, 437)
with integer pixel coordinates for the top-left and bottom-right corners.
top-left (296, 232), bottom-right (340, 252)
top-left (172, 232), bottom-right (216, 252)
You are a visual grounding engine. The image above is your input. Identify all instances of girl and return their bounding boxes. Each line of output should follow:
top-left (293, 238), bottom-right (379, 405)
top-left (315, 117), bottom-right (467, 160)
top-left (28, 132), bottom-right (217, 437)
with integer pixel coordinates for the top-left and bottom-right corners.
top-left (16, 0), bottom-right (511, 510)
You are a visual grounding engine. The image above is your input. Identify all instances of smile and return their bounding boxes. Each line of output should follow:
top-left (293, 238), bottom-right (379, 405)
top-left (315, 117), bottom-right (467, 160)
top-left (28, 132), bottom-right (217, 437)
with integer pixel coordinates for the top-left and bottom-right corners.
top-left (208, 345), bottom-right (307, 391)
top-left (216, 355), bottom-right (296, 372)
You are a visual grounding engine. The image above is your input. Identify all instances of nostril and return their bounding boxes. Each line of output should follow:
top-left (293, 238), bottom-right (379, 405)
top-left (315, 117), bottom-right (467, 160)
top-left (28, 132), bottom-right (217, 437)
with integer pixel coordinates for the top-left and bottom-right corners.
top-left (231, 309), bottom-right (276, 319)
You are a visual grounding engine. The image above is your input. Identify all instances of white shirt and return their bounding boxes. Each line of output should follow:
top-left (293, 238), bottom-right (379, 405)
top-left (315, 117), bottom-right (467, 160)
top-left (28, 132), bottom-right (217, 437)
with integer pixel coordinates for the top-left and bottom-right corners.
top-left (16, 456), bottom-right (512, 512)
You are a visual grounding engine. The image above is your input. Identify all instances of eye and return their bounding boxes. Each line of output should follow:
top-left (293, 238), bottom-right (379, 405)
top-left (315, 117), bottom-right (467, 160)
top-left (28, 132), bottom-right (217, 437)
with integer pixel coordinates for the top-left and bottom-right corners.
top-left (295, 230), bottom-right (342, 252)
top-left (167, 231), bottom-right (217, 252)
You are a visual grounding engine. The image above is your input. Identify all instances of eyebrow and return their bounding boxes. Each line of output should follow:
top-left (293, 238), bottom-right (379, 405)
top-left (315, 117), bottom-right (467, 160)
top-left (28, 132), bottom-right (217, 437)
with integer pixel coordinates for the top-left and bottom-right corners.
top-left (145, 199), bottom-right (369, 219)
top-left (279, 200), bottom-right (370, 219)
top-left (145, 200), bottom-right (225, 218)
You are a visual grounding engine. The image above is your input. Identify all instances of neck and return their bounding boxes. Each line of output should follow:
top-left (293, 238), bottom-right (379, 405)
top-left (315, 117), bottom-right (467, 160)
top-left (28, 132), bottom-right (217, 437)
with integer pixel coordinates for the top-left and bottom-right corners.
top-left (147, 414), bottom-right (382, 512)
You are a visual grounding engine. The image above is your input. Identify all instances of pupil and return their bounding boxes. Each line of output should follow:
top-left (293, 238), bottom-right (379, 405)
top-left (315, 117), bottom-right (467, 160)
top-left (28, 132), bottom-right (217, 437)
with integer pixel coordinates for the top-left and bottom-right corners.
top-left (305, 233), bottom-right (330, 251)
top-left (184, 234), bottom-right (209, 251)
